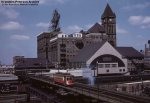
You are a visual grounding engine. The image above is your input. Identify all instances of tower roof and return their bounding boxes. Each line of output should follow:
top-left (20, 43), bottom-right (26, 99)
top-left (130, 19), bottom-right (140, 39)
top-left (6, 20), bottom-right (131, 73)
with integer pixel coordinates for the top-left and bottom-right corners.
top-left (101, 3), bottom-right (116, 19)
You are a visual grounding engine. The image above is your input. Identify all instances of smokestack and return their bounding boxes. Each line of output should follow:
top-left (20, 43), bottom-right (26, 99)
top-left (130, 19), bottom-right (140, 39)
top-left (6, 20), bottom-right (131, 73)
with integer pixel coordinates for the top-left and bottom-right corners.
top-left (148, 40), bottom-right (150, 49)
top-left (145, 44), bottom-right (147, 55)
top-left (148, 40), bottom-right (150, 44)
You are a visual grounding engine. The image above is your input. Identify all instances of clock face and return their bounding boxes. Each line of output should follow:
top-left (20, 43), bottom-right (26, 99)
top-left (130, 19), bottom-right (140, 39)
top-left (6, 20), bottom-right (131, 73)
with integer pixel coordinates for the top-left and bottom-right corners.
top-left (109, 18), bottom-right (112, 21)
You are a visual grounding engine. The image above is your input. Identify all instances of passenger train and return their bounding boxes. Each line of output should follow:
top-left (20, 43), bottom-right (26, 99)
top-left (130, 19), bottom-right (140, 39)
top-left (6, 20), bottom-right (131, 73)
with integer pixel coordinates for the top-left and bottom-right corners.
top-left (53, 73), bottom-right (74, 86)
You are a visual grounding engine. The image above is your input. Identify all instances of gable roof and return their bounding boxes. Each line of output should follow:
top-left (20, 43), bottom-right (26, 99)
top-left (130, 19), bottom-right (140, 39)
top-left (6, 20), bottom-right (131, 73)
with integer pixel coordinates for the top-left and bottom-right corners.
top-left (71, 41), bottom-right (106, 62)
top-left (88, 23), bottom-right (105, 33)
top-left (101, 3), bottom-right (116, 19)
top-left (116, 47), bottom-right (144, 58)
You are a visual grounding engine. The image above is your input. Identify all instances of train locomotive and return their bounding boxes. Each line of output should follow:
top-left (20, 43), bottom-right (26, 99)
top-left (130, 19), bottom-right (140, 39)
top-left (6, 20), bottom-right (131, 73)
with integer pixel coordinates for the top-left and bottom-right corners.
top-left (53, 73), bottom-right (74, 86)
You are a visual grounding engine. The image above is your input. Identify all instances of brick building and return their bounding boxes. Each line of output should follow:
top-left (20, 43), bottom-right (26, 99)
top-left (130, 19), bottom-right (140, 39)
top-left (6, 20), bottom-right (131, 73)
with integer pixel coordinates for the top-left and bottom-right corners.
top-left (12, 3), bottom-right (144, 76)
top-left (37, 4), bottom-right (116, 69)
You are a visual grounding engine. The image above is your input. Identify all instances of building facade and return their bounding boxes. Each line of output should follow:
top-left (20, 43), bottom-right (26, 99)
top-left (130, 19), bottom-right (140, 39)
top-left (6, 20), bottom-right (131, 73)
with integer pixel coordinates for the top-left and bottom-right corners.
top-left (12, 3), bottom-right (144, 76)
top-left (13, 56), bottom-right (47, 79)
top-left (0, 65), bottom-right (14, 74)
top-left (13, 56), bottom-right (46, 69)
top-left (71, 41), bottom-right (127, 76)
top-left (144, 40), bottom-right (150, 70)
top-left (71, 41), bottom-right (144, 76)
top-left (116, 47), bottom-right (144, 75)
top-left (37, 4), bottom-right (116, 69)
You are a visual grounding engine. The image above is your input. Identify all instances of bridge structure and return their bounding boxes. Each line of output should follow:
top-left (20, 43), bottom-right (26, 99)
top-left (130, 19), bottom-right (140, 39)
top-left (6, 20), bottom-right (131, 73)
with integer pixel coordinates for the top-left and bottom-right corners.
top-left (28, 75), bottom-right (150, 103)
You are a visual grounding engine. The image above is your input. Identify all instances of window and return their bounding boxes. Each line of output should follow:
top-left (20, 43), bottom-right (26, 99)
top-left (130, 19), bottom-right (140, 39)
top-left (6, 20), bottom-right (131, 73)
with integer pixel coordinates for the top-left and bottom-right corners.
top-left (98, 64), bottom-right (103, 68)
top-left (103, 57), bottom-right (112, 62)
top-left (105, 64), bottom-right (110, 68)
top-left (60, 54), bottom-right (66, 57)
top-left (112, 64), bottom-right (117, 68)
top-left (108, 25), bottom-right (111, 33)
top-left (67, 77), bottom-right (72, 80)
top-left (119, 69), bottom-right (122, 72)
top-left (123, 69), bottom-right (125, 72)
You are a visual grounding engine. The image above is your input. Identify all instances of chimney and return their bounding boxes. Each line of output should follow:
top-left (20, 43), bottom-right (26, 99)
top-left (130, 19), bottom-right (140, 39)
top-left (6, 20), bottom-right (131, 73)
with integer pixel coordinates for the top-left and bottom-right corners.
top-left (148, 40), bottom-right (150, 49)
top-left (145, 44), bottom-right (147, 55)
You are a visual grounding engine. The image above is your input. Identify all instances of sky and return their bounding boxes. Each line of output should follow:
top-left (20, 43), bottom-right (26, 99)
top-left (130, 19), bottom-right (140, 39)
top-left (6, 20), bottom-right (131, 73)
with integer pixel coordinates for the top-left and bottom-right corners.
top-left (0, 0), bottom-right (150, 65)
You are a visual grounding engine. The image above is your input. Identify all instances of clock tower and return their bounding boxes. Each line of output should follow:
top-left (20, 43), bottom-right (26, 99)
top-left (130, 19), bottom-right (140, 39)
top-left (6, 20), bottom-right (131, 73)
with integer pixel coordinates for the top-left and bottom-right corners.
top-left (101, 3), bottom-right (116, 47)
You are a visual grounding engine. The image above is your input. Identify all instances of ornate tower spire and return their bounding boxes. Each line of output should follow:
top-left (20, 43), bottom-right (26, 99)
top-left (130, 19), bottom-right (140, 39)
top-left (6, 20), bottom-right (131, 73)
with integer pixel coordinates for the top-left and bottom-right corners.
top-left (50, 9), bottom-right (61, 32)
top-left (101, 3), bottom-right (116, 47)
top-left (101, 3), bottom-right (116, 19)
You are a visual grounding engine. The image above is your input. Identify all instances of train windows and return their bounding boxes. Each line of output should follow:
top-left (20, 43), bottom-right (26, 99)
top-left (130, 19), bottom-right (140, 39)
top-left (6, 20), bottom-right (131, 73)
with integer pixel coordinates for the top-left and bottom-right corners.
top-left (66, 77), bottom-right (72, 80)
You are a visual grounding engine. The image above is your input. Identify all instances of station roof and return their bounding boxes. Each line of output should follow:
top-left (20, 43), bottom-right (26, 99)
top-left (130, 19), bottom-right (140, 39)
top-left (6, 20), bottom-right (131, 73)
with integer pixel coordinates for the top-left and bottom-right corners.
top-left (71, 41), bottom-right (106, 62)
top-left (116, 47), bottom-right (144, 59)
top-left (71, 42), bottom-right (144, 63)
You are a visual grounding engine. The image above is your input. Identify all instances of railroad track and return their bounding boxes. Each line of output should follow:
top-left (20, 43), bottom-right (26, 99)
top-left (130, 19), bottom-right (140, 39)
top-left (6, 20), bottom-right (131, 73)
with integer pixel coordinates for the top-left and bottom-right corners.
top-left (74, 83), bottom-right (150, 103)
top-left (30, 76), bottom-right (150, 103)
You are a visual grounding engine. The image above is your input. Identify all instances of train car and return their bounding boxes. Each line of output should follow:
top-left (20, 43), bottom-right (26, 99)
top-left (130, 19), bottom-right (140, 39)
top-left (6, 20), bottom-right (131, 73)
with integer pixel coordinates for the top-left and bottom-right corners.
top-left (117, 80), bottom-right (150, 95)
top-left (53, 73), bottom-right (74, 86)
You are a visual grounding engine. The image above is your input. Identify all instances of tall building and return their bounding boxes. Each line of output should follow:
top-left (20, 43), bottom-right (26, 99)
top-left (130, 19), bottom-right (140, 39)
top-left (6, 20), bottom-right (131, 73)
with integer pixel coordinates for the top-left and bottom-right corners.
top-left (101, 3), bottom-right (116, 46)
top-left (37, 3), bottom-right (144, 75)
top-left (145, 40), bottom-right (150, 57)
top-left (36, 3), bottom-right (144, 75)
top-left (37, 4), bottom-right (115, 69)
top-left (37, 31), bottom-right (107, 68)
top-left (10, 3), bottom-right (143, 76)
top-left (144, 40), bottom-right (150, 70)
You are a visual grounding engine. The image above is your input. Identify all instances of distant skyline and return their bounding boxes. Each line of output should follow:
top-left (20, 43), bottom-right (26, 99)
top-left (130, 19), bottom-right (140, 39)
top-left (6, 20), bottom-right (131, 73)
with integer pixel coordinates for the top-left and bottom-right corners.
top-left (0, 0), bottom-right (150, 64)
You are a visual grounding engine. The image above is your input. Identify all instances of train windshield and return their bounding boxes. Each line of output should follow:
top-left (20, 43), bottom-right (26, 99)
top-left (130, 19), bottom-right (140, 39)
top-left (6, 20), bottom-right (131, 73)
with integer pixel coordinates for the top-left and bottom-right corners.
top-left (66, 77), bottom-right (72, 80)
